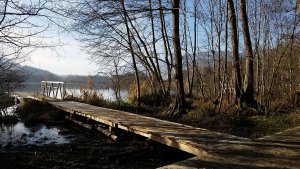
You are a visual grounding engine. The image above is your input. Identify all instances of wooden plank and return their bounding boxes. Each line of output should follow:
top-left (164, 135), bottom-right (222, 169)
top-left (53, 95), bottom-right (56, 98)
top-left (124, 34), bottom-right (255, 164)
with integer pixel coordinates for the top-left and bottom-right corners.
top-left (47, 101), bottom-right (252, 155)
top-left (159, 143), bottom-right (300, 169)
top-left (46, 101), bottom-right (300, 168)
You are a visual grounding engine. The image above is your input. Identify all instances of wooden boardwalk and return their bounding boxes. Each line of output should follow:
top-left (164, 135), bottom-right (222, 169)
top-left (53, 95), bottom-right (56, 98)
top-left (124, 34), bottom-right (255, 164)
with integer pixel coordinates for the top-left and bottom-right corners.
top-left (160, 126), bottom-right (300, 169)
top-left (15, 93), bottom-right (300, 168)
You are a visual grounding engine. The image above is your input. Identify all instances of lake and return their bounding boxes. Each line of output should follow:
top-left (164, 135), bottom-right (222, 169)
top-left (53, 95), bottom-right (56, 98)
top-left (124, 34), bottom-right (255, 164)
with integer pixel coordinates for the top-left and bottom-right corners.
top-left (16, 83), bottom-right (128, 101)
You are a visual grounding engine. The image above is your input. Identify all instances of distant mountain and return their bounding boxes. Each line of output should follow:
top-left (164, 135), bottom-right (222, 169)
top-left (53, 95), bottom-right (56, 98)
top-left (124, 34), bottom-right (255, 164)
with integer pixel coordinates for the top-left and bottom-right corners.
top-left (23, 66), bottom-right (54, 76)
top-left (23, 66), bottom-right (110, 87)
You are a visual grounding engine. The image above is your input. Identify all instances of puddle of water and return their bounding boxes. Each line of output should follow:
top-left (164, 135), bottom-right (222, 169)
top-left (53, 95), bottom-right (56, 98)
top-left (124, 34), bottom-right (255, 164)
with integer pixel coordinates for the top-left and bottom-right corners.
top-left (0, 104), bottom-right (71, 147)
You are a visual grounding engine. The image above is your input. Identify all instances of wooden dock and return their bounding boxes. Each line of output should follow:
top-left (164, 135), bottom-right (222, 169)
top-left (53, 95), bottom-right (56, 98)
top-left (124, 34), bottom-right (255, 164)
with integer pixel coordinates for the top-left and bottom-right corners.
top-left (14, 92), bottom-right (300, 168)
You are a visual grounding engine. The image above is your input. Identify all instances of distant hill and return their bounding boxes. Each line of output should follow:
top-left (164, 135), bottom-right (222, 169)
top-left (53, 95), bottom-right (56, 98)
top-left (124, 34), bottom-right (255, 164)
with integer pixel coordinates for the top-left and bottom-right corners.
top-left (23, 66), bottom-right (111, 87)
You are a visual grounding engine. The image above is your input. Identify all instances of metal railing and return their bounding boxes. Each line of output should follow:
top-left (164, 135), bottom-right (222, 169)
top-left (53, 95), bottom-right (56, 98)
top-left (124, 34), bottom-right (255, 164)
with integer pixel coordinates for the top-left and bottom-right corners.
top-left (41, 81), bottom-right (66, 99)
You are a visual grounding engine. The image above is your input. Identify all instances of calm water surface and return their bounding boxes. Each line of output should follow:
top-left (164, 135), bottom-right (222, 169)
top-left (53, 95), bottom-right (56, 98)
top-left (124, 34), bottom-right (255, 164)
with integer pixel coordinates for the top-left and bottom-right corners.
top-left (17, 83), bottom-right (128, 101)
top-left (0, 105), bottom-right (71, 147)
top-left (1, 83), bottom-right (128, 147)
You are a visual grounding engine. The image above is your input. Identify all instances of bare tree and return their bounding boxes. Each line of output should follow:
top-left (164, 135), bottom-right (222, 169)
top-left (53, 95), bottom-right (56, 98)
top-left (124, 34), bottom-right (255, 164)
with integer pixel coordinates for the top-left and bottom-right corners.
top-left (158, 0), bottom-right (172, 95)
top-left (0, 0), bottom-right (52, 95)
top-left (228, 0), bottom-right (242, 105)
top-left (239, 0), bottom-right (255, 106)
top-left (188, 0), bottom-right (198, 97)
top-left (121, 0), bottom-right (141, 108)
top-left (165, 0), bottom-right (188, 117)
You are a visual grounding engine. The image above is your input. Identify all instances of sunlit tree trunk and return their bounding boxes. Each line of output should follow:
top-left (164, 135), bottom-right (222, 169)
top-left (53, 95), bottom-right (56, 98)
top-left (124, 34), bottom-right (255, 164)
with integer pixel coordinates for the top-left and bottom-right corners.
top-left (209, 0), bottom-right (217, 97)
top-left (183, 0), bottom-right (191, 96)
top-left (165, 0), bottom-right (187, 117)
top-left (189, 0), bottom-right (197, 97)
top-left (228, 0), bottom-right (242, 105)
top-left (239, 0), bottom-right (255, 106)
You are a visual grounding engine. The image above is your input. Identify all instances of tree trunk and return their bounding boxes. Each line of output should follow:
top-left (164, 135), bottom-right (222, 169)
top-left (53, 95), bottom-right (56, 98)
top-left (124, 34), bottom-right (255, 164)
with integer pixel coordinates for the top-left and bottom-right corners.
top-left (121, 0), bottom-right (141, 109)
top-left (224, 2), bottom-right (230, 101)
top-left (209, 0), bottom-right (217, 97)
top-left (189, 0), bottom-right (197, 97)
top-left (149, 0), bottom-right (165, 94)
top-left (228, 0), bottom-right (242, 105)
top-left (158, 0), bottom-right (171, 94)
top-left (183, 0), bottom-right (191, 96)
top-left (165, 0), bottom-right (187, 117)
top-left (239, 0), bottom-right (255, 107)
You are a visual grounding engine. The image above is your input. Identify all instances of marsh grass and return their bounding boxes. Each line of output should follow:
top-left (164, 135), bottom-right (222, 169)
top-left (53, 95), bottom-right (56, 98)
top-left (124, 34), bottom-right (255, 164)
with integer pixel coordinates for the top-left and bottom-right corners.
top-left (16, 98), bottom-right (65, 126)
top-left (129, 92), bottom-right (171, 107)
top-left (64, 80), bottom-right (106, 107)
top-left (128, 81), bottom-right (171, 107)
top-left (65, 80), bottom-right (160, 114)
top-left (172, 99), bottom-right (300, 138)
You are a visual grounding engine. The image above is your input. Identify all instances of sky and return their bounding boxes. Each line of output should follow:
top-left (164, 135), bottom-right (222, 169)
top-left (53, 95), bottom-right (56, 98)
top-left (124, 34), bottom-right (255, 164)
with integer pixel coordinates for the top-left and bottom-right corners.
top-left (21, 0), bottom-right (195, 76)
top-left (25, 36), bottom-right (99, 76)
top-left (19, 1), bottom-right (99, 76)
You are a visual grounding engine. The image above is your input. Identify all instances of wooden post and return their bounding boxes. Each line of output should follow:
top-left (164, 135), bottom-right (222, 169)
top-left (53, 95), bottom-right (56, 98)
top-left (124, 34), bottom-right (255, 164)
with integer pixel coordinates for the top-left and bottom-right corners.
top-left (55, 83), bottom-right (59, 98)
top-left (60, 84), bottom-right (63, 99)
top-left (51, 84), bottom-right (53, 97)
top-left (48, 83), bottom-right (51, 97)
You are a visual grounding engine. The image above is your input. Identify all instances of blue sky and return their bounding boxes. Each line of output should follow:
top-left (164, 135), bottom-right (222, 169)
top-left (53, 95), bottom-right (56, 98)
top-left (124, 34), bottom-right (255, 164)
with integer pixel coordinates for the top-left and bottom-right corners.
top-left (22, 0), bottom-right (209, 76)
top-left (18, 1), bottom-right (98, 76)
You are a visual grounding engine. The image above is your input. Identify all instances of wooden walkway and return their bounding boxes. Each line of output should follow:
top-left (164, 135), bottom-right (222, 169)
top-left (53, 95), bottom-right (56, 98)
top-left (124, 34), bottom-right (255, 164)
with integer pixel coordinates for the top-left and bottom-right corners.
top-left (160, 126), bottom-right (300, 169)
top-left (14, 93), bottom-right (300, 168)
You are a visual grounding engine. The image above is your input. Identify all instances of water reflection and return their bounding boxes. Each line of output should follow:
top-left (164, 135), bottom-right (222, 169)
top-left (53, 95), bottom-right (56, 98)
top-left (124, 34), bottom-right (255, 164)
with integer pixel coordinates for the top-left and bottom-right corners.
top-left (0, 105), bottom-right (71, 147)
top-left (67, 88), bottom-right (128, 101)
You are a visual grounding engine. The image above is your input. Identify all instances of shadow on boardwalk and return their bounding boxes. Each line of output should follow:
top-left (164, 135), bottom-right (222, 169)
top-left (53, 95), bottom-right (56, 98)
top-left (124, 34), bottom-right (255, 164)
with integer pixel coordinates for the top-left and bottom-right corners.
top-left (160, 126), bottom-right (300, 169)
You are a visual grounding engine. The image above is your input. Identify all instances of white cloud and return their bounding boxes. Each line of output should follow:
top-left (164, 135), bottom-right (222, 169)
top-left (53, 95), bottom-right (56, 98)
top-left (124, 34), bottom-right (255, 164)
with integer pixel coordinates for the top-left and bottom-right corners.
top-left (24, 35), bottom-right (98, 75)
